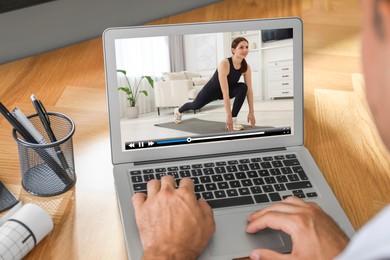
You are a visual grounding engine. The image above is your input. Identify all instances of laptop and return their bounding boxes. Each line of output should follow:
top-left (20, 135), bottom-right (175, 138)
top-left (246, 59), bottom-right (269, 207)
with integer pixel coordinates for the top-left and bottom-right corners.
top-left (103, 17), bottom-right (355, 259)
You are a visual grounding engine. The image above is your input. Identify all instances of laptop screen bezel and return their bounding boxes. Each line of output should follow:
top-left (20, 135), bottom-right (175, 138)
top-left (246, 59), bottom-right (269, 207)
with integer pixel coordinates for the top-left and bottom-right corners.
top-left (103, 17), bottom-right (304, 165)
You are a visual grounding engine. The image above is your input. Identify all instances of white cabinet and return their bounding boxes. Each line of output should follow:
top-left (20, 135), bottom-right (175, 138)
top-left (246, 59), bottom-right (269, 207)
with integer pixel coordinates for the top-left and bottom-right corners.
top-left (262, 38), bottom-right (294, 99)
top-left (267, 60), bottom-right (294, 99)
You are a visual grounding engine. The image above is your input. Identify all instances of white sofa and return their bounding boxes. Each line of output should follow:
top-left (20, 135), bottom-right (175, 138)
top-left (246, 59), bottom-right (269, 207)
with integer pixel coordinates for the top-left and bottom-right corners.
top-left (154, 71), bottom-right (210, 115)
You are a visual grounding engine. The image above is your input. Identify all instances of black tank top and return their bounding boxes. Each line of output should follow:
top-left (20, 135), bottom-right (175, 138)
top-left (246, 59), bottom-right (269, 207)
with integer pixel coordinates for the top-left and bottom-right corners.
top-left (203, 57), bottom-right (243, 93)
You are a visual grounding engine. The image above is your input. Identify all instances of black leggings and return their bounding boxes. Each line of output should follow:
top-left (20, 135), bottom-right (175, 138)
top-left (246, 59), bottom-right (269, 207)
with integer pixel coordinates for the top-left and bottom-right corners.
top-left (178, 82), bottom-right (248, 117)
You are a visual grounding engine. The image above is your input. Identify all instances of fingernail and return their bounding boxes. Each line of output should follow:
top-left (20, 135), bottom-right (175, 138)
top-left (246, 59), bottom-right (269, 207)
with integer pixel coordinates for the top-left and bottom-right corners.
top-left (250, 251), bottom-right (260, 260)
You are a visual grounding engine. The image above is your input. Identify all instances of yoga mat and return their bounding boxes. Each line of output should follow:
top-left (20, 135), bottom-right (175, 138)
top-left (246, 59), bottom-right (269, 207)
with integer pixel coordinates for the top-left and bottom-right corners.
top-left (155, 118), bottom-right (273, 135)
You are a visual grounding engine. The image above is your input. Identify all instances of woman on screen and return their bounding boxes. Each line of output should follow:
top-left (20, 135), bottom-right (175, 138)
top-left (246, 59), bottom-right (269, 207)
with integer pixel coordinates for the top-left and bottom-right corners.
top-left (174, 37), bottom-right (256, 131)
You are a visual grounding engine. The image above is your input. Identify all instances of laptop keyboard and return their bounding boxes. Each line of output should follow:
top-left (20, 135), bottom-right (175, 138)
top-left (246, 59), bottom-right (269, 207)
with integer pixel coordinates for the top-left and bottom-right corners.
top-left (129, 153), bottom-right (318, 209)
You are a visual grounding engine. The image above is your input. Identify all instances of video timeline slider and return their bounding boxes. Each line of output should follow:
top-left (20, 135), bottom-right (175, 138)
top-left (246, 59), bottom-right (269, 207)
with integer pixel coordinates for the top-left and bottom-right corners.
top-left (124, 127), bottom-right (291, 150)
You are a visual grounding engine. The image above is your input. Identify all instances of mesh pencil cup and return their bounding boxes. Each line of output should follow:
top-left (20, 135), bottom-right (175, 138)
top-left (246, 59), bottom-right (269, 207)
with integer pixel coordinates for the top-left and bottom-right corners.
top-left (13, 112), bottom-right (76, 197)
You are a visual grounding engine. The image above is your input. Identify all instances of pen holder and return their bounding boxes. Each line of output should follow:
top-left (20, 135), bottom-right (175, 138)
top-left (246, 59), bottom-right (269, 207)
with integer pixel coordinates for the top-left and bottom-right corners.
top-left (12, 112), bottom-right (76, 197)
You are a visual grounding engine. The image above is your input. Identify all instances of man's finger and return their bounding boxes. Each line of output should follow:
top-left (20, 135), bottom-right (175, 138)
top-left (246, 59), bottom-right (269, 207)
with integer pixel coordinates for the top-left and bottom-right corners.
top-left (247, 197), bottom-right (308, 222)
top-left (178, 177), bottom-right (195, 190)
top-left (246, 211), bottom-right (296, 236)
top-left (160, 175), bottom-right (175, 190)
top-left (132, 192), bottom-right (147, 211)
top-left (250, 249), bottom-right (288, 260)
top-left (147, 179), bottom-right (161, 196)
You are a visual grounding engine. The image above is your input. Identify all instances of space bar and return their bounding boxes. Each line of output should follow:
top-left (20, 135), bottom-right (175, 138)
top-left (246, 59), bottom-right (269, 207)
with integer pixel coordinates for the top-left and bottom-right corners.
top-left (207, 196), bottom-right (255, 209)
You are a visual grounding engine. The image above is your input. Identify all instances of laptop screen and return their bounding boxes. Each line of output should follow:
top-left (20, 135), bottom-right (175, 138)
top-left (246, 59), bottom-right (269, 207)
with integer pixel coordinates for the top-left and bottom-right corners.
top-left (104, 18), bottom-right (303, 164)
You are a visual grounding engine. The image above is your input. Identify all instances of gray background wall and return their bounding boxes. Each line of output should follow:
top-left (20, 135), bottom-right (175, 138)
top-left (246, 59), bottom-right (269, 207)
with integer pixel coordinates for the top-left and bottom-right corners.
top-left (0, 0), bottom-right (220, 64)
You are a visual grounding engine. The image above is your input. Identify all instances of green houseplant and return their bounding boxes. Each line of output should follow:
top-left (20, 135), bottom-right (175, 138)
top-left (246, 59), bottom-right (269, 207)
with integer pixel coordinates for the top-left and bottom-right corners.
top-left (117, 69), bottom-right (154, 118)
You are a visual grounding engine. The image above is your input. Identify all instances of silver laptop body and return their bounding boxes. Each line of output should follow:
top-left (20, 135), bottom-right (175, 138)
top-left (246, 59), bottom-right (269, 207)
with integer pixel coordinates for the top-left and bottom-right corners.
top-left (103, 17), bottom-right (355, 260)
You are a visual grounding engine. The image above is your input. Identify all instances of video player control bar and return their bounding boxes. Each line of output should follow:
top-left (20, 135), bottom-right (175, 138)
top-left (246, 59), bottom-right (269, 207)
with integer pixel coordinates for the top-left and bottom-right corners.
top-left (124, 127), bottom-right (291, 150)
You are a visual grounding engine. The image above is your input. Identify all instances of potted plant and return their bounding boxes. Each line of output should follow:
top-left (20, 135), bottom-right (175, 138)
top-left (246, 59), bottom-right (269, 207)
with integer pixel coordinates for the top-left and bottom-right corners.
top-left (117, 69), bottom-right (154, 118)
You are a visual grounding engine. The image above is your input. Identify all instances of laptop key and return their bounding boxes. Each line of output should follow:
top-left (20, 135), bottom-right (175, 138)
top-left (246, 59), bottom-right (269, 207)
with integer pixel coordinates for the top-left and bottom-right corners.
top-left (262, 185), bottom-right (274, 193)
top-left (258, 169), bottom-right (270, 177)
top-left (247, 170), bottom-right (258, 178)
top-left (238, 164), bottom-right (249, 171)
top-left (250, 186), bottom-right (262, 194)
top-left (241, 179), bottom-right (253, 187)
top-left (238, 187), bottom-right (250, 195)
top-left (211, 175), bottom-right (223, 182)
top-left (200, 176), bottom-right (212, 183)
top-left (191, 169), bottom-right (203, 176)
top-left (203, 168), bottom-right (215, 175)
top-left (179, 170), bottom-right (191, 178)
top-left (286, 181), bottom-right (312, 190)
top-left (286, 154), bottom-right (297, 159)
top-left (207, 196), bottom-right (254, 209)
top-left (195, 184), bottom-right (205, 193)
top-left (214, 190), bottom-right (227, 198)
top-left (306, 192), bottom-right (318, 198)
top-left (143, 174), bottom-right (155, 181)
top-left (130, 170), bottom-right (141, 175)
top-left (254, 194), bottom-right (270, 203)
top-left (269, 192), bottom-right (282, 202)
top-left (253, 178), bottom-right (265, 185)
top-left (215, 166), bottom-right (226, 174)
top-left (227, 165), bottom-right (238, 172)
top-left (223, 173), bottom-right (235, 181)
top-left (216, 161), bottom-right (227, 166)
top-left (202, 192), bottom-right (214, 200)
top-left (229, 180), bottom-right (241, 188)
top-left (217, 182), bottom-right (229, 189)
top-left (260, 162), bottom-right (272, 169)
top-left (228, 160), bottom-right (238, 165)
top-left (272, 161), bottom-right (283, 168)
top-left (287, 174), bottom-right (300, 182)
top-left (281, 167), bottom-right (293, 174)
top-left (131, 176), bottom-right (143, 183)
top-left (274, 184), bottom-right (286, 191)
top-left (133, 183), bottom-right (147, 191)
top-left (205, 183), bottom-right (217, 191)
top-left (226, 189), bottom-right (239, 197)
top-left (235, 172), bottom-right (246, 179)
top-left (283, 159), bottom-right (300, 166)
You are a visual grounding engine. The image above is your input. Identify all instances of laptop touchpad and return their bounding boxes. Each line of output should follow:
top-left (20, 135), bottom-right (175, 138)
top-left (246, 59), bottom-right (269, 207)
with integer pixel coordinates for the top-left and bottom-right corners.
top-left (208, 210), bottom-right (290, 256)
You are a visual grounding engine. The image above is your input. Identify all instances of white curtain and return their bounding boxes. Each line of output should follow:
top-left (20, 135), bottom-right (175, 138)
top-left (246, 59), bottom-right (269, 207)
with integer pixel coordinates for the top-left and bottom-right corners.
top-left (168, 35), bottom-right (185, 72)
top-left (115, 36), bottom-right (170, 116)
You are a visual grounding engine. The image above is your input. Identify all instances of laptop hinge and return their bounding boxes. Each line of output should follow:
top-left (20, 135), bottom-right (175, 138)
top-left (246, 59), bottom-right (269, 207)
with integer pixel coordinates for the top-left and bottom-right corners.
top-left (134, 147), bottom-right (287, 166)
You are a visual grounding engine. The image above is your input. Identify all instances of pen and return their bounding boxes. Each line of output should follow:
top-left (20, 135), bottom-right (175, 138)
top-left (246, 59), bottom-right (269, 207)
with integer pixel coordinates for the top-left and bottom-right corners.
top-left (0, 102), bottom-right (35, 142)
top-left (12, 107), bottom-right (61, 165)
top-left (30, 95), bottom-right (73, 180)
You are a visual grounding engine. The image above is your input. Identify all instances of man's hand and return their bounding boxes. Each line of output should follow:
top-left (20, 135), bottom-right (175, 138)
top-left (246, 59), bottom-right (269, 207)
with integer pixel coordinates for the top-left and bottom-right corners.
top-left (132, 176), bottom-right (215, 260)
top-left (246, 196), bottom-right (349, 260)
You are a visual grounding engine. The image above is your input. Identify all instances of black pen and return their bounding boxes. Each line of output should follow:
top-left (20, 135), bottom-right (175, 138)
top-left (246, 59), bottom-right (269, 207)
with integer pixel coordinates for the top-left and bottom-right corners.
top-left (30, 95), bottom-right (73, 177)
top-left (0, 102), bottom-right (35, 142)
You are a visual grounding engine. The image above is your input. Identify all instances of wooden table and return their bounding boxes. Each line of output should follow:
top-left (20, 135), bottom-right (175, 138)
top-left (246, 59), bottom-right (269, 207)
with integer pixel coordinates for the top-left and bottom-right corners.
top-left (0, 0), bottom-right (389, 259)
